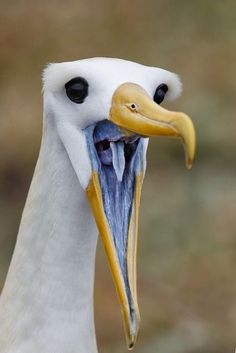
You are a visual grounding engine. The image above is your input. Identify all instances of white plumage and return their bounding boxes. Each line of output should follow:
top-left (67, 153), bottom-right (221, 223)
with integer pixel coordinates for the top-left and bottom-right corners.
top-left (0, 58), bottom-right (192, 353)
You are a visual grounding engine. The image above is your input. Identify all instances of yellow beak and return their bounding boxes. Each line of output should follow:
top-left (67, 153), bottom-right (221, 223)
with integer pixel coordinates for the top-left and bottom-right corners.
top-left (110, 82), bottom-right (196, 169)
top-left (87, 172), bottom-right (143, 349)
top-left (86, 82), bottom-right (196, 350)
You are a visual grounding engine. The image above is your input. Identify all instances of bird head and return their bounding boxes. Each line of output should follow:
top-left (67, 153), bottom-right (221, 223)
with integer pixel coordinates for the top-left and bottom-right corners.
top-left (43, 57), bottom-right (196, 349)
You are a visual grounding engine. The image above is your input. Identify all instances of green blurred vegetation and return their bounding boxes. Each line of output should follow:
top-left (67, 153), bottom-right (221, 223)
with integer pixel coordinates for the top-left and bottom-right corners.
top-left (0, 1), bottom-right (235, 352)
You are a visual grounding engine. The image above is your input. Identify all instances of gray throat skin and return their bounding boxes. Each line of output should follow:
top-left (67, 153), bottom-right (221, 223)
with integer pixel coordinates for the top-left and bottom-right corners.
top-left (85, 120), bottom-right (147, 340)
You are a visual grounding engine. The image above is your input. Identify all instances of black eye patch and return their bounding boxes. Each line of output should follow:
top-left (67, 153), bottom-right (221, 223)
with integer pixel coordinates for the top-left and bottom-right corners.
top-left (65, 77), bottom-right (89, 104)
top-left (153, 84), bottom-right (168, 105)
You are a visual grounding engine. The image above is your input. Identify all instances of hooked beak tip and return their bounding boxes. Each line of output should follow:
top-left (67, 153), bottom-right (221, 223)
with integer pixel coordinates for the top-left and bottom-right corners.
top-left (110, 82), bottom-right (196, 169)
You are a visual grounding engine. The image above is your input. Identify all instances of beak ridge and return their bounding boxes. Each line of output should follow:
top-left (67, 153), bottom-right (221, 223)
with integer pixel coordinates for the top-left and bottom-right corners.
top-left (85, 82), bottom-right (196, 350)
top-left (110, 82), bottom-right (196, 168)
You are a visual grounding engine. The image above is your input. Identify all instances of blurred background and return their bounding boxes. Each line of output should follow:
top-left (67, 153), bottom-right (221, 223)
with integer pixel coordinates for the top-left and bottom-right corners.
top-left (0, 0), bottom-right (235, 352)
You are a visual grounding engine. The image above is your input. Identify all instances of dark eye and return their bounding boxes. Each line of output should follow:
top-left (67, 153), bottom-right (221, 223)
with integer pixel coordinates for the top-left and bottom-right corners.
top-left (65, 77), bottom-right (89, 104)
top-left (153, 83), bottom-right (168, 105)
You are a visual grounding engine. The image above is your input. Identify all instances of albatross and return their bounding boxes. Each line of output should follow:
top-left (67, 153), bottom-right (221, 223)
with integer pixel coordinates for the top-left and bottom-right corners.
top-left (0, 58), bottom-right (195, 353)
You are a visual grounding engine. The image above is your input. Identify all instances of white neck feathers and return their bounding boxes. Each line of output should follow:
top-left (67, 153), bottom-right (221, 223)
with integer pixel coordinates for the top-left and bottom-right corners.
top-left (0, 118), bottom-right (98, 353)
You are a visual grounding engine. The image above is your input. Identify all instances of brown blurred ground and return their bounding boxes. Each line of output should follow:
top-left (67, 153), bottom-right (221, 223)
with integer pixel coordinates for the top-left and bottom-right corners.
top-left (0, 1), bottom-right (236, 352)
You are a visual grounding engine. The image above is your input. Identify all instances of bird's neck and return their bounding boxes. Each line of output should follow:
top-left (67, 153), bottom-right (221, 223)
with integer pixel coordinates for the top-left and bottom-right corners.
top-left (0, 119), bottom-right (98, 353)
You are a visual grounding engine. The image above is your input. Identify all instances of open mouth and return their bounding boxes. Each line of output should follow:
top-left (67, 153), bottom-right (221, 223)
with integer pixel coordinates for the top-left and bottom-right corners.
top-left (57, 80), bottom-right (195, 349)
top-left (82, 83), bottom-right (195, 348)
top-left (93, 120), bottom-right (141, 300)
top-left (85, 119), bottom-right (146, 345)
top-left (94, 120), bottom-right (140, 181)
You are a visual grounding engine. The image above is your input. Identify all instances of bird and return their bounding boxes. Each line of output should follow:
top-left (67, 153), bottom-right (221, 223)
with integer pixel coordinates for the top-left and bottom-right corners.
top-left (0, 57), bottom-right (195, 353)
